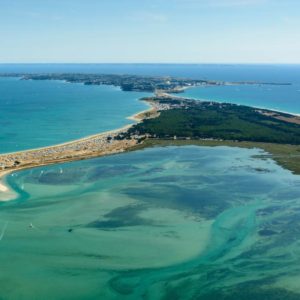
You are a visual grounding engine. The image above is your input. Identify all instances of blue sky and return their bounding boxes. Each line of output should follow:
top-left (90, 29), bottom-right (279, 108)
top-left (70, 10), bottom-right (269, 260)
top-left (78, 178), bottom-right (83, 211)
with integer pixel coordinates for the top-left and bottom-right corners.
top-left (0, 0), bottom-right (300, 63)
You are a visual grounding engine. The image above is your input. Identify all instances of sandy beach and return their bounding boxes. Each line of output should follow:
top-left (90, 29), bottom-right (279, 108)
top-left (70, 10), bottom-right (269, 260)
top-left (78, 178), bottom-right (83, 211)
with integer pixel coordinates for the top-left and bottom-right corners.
top-left (0, 101), bottom-right (158, 201)
top-left (127, 100), bottom-right (159, 122)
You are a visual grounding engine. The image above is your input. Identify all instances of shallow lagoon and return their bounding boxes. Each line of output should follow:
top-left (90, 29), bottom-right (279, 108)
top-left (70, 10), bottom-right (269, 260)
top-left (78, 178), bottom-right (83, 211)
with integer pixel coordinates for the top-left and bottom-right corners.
top-left (1, 146), bottom-right (300, 299)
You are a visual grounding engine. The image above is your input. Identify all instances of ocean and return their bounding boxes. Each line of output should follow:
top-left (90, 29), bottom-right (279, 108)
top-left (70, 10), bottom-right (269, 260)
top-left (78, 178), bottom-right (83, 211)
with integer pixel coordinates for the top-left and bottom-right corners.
top-left (0, 77), bottom-right (148, 153)
top-left (1, 64), bottom-right (300, 299)
top-left (1, 64), bottom-right (300, 117)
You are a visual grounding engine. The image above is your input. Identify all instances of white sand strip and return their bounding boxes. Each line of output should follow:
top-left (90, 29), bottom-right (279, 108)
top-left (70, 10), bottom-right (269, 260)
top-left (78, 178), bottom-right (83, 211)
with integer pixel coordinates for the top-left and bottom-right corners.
top-left (0, 171), bottom-right (18, 202)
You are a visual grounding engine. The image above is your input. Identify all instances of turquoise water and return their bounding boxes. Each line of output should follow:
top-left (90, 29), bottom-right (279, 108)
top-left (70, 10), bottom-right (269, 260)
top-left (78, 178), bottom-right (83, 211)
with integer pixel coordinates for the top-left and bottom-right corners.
top-left (1, 65), bottom-right (300, 299)
top-left (1, 146), bottom-right (300, 299)
top-left (0, 77), bottom-right (149, 153)
top-left (1, 64), bottom-right (300, 117)
top-left (183, 83), bottom-right (300, 115)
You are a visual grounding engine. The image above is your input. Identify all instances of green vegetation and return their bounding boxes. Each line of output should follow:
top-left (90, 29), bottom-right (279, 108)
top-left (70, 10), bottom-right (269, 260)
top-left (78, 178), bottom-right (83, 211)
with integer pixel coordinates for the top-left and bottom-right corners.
top-left (2, 73), bottom-right (211, 93)
top-left (128, 100), bottom-right (300, 174)
top-left (0, 73), bottom-right (291, 93)
top-left (130, 103), bottom-right (300, 144)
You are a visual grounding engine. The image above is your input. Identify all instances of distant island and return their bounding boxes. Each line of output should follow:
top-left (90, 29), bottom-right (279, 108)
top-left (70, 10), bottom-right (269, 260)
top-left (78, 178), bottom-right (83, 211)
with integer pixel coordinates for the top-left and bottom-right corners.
top-left (0, 73), bottom-right (299, 198)
top-left (0, 73), bottom-right (292, 93)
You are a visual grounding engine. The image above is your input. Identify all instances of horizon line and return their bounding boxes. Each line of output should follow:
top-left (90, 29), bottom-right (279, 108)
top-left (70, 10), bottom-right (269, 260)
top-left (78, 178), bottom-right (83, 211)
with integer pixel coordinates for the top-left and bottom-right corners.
top-left (0, 62), bottom-right (300, 66)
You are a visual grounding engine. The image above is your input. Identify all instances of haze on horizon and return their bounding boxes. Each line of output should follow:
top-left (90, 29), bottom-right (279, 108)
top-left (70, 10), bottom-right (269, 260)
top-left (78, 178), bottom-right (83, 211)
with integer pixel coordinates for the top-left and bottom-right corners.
top-left (1, 0), bottom-right (300, 64)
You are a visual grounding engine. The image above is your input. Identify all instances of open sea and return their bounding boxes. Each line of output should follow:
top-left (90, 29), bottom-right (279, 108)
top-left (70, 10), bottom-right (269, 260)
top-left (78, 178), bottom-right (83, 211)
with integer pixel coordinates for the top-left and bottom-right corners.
top-left (1, 64), bottom-right (300, 299)
top-left (0, 77), bottom-right (149, 154)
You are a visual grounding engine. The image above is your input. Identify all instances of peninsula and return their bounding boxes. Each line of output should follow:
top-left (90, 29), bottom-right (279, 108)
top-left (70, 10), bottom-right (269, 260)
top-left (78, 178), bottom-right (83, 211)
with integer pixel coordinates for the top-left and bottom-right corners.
top-left (0, 73), bottom-right (291, 93)
top-left (0, 74), bottom-right (300, 200)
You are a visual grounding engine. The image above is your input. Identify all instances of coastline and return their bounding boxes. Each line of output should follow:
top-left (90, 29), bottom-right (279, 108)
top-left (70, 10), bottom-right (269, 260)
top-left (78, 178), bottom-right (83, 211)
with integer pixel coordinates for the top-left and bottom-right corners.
top-left (1, 89), bottom-right (300, 202)
top-left (127, 100), bottom-right (159, 122)
top-left (0, 102), bottom-right (157, 201)
top-left (177, 88), bottom-right (300, 117)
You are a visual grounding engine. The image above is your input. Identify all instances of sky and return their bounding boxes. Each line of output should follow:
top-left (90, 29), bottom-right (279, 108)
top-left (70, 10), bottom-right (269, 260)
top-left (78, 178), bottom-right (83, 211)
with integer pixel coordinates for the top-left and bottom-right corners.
top-left (0, 0), bottom-right (300, 64)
